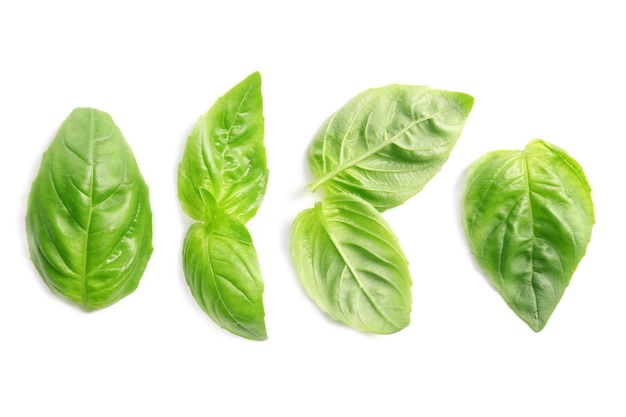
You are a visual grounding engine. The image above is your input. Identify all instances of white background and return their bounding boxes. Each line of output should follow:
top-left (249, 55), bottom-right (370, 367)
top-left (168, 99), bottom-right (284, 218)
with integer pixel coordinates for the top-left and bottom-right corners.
top-left (1, 1), bottom-right (624, 415)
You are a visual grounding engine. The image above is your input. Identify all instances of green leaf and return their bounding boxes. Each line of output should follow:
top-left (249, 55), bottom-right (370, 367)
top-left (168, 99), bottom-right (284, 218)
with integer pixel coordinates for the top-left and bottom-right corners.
top-left (178, 71), bottom-right (267, 223)
top-left (291, 193), bottom-right (412, 334)
top-left (308, 84), bottom-right (473, 211)
top-left (183, 216), bottom-right (267, 341)
top-left (462, 139), bottom-right (595, 331)
top-left (26, 108), bottom-right (153, 311)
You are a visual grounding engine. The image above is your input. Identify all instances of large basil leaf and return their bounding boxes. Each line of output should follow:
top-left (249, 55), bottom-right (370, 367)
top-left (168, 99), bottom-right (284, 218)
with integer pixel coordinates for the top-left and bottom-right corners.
top-left (183, 216), bottom-right (267, 341)
top-left (308, 85), bottom-right (473, 211)
top-left (26, 108), bottom-right (153, 311)
top-left (462, 139), bottom-right (595, 331)
top-left (291, 193), bottom-right (412, 334)
top-left (178, 71), bottom-right (267, 223)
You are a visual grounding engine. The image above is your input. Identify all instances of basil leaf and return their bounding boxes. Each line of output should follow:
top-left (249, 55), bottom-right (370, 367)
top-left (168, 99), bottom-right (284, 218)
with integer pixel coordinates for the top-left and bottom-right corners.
top-left (178, 71), bottom-right (267, 223)
top-left (291, 193), bottom-right (412, 334)
top-left (308, 85), bottom-right (473, 211)
top-left (26, 108), bottom-right (153, 311)
top-left (462, 139), bottom-right (595, 331)
top-left (183, 216), bottom-right (267, 341)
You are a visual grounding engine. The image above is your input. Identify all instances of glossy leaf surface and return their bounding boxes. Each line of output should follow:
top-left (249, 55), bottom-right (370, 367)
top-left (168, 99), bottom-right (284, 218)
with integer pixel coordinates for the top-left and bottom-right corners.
top-left (462, 139), bottom-right (594, 331)
top-left (26, 108), bottom-right (153, 310)
top-left (183, 216), bottom-right (267, 341)
top-left (291, 193), bottom-right (412, 334)
top-left (178, 71), bottom-right (267, 223)
top-left (178, 72), bottom-right (268, 340)
top-left (308, 85), bottom-right (473, 211)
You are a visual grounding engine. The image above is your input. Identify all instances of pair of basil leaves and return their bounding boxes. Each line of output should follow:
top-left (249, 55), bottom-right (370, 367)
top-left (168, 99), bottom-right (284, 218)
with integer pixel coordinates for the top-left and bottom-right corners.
top-left (291, 86), bottom-right (474, 333)
top-left (25, 74), bottom-right (594, 339)
top-left (178, 72), bottom-right (268, 340)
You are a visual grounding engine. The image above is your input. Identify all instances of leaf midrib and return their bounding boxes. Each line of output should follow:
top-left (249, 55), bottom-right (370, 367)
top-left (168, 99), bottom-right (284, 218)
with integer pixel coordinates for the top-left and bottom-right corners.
top-left (316, 202), bottom-right (400, 330)
top-left (81, 109), bottom-right (96, 310)
top-left (216, 80), bottom-right (254, 202)
top-left (309, 102), bottom-right (463, 191)
top-left (203, 229), bottom-right (265, 340)
top-left (522, 151), bottom-right (540, 328)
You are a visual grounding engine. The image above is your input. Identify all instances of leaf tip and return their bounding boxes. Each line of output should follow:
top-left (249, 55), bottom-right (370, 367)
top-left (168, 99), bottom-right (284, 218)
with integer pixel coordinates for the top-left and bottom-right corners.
top-left (458, 92), bottom-right (475, 113)
top-left (231, 322), bottom-right (268, 341)
top-left (243, 71), bottom-right (262, 88)
top-left (529, 320), bottom-right (546, 333)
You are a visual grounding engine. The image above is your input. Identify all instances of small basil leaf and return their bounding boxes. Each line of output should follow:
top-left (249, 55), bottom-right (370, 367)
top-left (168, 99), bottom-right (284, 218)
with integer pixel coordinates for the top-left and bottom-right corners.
top-left (183, 216), bottom-right (267, 341)
top-left (291, 193), bottom-right (412, 334)
top-left (178, 71), bottom-right (267, 223)
top-left (26, 108), bottom-right (153, 311)
top-left (462, 139), bottom-right (595, 331)
top-left (308, 85), bottom-right (473, 211)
